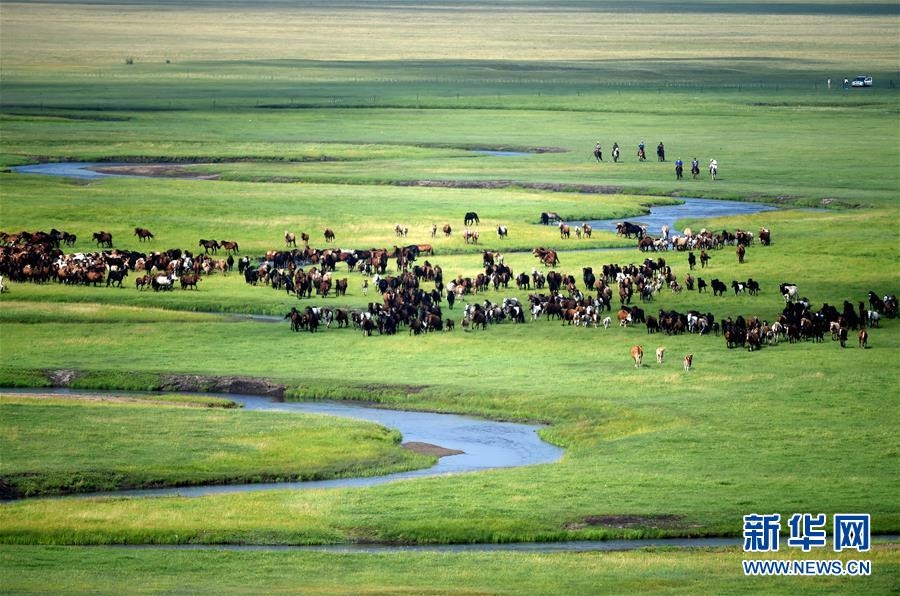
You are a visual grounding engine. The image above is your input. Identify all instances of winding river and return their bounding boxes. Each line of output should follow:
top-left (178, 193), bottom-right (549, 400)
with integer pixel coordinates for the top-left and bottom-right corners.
top-left (4, 389), bottom-right (563, 499)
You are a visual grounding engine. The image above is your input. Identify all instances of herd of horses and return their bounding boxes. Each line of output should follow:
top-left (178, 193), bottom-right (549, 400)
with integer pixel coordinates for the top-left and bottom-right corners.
top-left (2, 217), bottom-right (895, 368)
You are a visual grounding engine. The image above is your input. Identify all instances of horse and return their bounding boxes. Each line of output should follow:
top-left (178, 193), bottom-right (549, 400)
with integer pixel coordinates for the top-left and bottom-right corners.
top-left (220, 240), bottom-right (240, 254)
top-left (593, 145), bottom-right (603, 162)
top-left (612, 145), bottom-right (620, 162)
top-left (631, 345), bottom-right (644, 368)
top-left (656, 346), bottom-right (665, 364)
top-left (497, 225), bottom-right (508, 239)
top-left (394, 224), bottom-right (408, 237)
top-left (199, 239), bottom-right (219, 254)
top-left (858, 328), bottom-right (869, 348)
top-left (581, 223), bottom-right (592, 238)
top-left (442, 224), bottom-right (452, 237)
top-left (284, 231), bottom-right (297, 247)
top-left (709, 160), bottom-right (718, 180)
top-left (683, 354), bottom-right (693, 372)
top-left (464, 211), bottom-right (480, 226)
top-left (324, 228), bottom-right (335, 243)
top-left (637, 147), bottom-right (646, 161)
top-left (134, 227), bottom-right (154, 242)
top-left (691, 160), bottom-right (700, 179)
top-left (558, 222), bottom-right (571, 239)
top-left (92, 231), bottom-right (113, 248)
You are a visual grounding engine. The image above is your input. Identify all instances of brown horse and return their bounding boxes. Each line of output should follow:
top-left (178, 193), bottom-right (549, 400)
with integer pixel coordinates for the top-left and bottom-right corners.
top-left (285, 231), bottom-right (297, 247)
top-left (134, 227), bottom-right (154, 242)
top-left (92, 231), bottom-right (113, 248)
top-left (220, 240), bottom-right (240, 254)
top-left (324, 228), bottom-right (335, 243)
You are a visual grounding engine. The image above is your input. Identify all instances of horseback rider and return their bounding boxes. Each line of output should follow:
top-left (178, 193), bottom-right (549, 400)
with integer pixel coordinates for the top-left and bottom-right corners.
top-left (638, 140), bottom-right (646, 161)
top-left (691, 158), bottom-right (700, 179)
top-left (612, 142), bottom-right (620, 162)
top-left (675, 158), bottom-right (684, 180)
top-left (594, 142), bottom-right (603, 162)
top-left (657, 142), bottom-right (665, 162)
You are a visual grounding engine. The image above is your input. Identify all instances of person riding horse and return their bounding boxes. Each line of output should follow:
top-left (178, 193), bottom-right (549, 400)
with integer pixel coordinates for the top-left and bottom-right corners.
top-left (638, 140), bottom-right (646, 161)
top-left (612, 142), bottom-right (620, 162)
top-left (675, 158), bottom-right (684, 180)
top-left (657, 142), bottom-right (665, 162)
top-left (691, 158), bottom-right (700, 179)
top-left (593, 142), bottom-right (603, 162)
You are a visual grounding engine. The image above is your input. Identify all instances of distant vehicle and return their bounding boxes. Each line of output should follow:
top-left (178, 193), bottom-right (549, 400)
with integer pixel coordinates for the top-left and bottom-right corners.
top-left (851, 75), bottom-right (873, 87)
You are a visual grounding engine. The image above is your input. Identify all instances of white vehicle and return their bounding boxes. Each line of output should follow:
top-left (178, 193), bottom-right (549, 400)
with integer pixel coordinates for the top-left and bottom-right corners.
top-left (851, 75), bottom-right (873, 87)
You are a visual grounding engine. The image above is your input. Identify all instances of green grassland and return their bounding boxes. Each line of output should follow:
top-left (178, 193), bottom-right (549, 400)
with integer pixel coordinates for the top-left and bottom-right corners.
top-left (1, 0), bottom-right (899, 592)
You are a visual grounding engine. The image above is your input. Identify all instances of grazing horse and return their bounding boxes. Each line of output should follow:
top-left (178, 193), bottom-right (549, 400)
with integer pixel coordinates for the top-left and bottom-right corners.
top-left (631, 345), bottom-right (644, 368)
top-left (464, 211), bottom-right (480, 226)
top-left (656, 346), bottom-right (665, 364)
top-left (324, 228), bottom-right (335, 243)
top-left (284, 231), bottom-right (297, 247)
top-left (134, 227), bottom-right (154, 242)
top-left (497, 225), bottom-right (508, 239)
top-left (708, 159), bottom-right (718, 180)
top-left (683, 354), bottom-right (693, 372)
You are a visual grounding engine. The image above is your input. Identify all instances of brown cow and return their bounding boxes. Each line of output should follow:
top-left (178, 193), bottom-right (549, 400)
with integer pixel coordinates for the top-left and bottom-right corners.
top-left (631, 345), bottom-right (644, 368)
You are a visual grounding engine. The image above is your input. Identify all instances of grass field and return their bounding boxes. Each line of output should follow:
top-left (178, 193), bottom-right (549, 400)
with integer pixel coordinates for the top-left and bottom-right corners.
top-left (1, 0), bottom-right (899, 592)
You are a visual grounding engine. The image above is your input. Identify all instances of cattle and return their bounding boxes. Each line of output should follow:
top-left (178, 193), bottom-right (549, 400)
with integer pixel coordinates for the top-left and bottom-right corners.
top-left (655, 346), bottom-right (665, 364)
top-left (464, 212), bottom-right (480, 226)
top-left (683, 354), bottom-right (693, 372)
top-left (711, 279), bottom-right (727, 296)
top-left (631, 345), bottom-right (644, 368)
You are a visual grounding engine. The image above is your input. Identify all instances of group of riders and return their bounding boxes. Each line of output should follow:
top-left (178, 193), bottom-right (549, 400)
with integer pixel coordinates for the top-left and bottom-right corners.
top-left (593, 139), bottom-right (717, 180)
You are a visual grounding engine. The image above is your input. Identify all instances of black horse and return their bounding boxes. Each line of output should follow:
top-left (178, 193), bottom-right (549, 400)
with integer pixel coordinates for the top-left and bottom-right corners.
top-left (464, 211), bottom-right (480, 226)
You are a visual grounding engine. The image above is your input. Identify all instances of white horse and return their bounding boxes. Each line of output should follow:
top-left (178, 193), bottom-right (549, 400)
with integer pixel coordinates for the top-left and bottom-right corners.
top-left (709, 159), bottom-right (718, 180)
